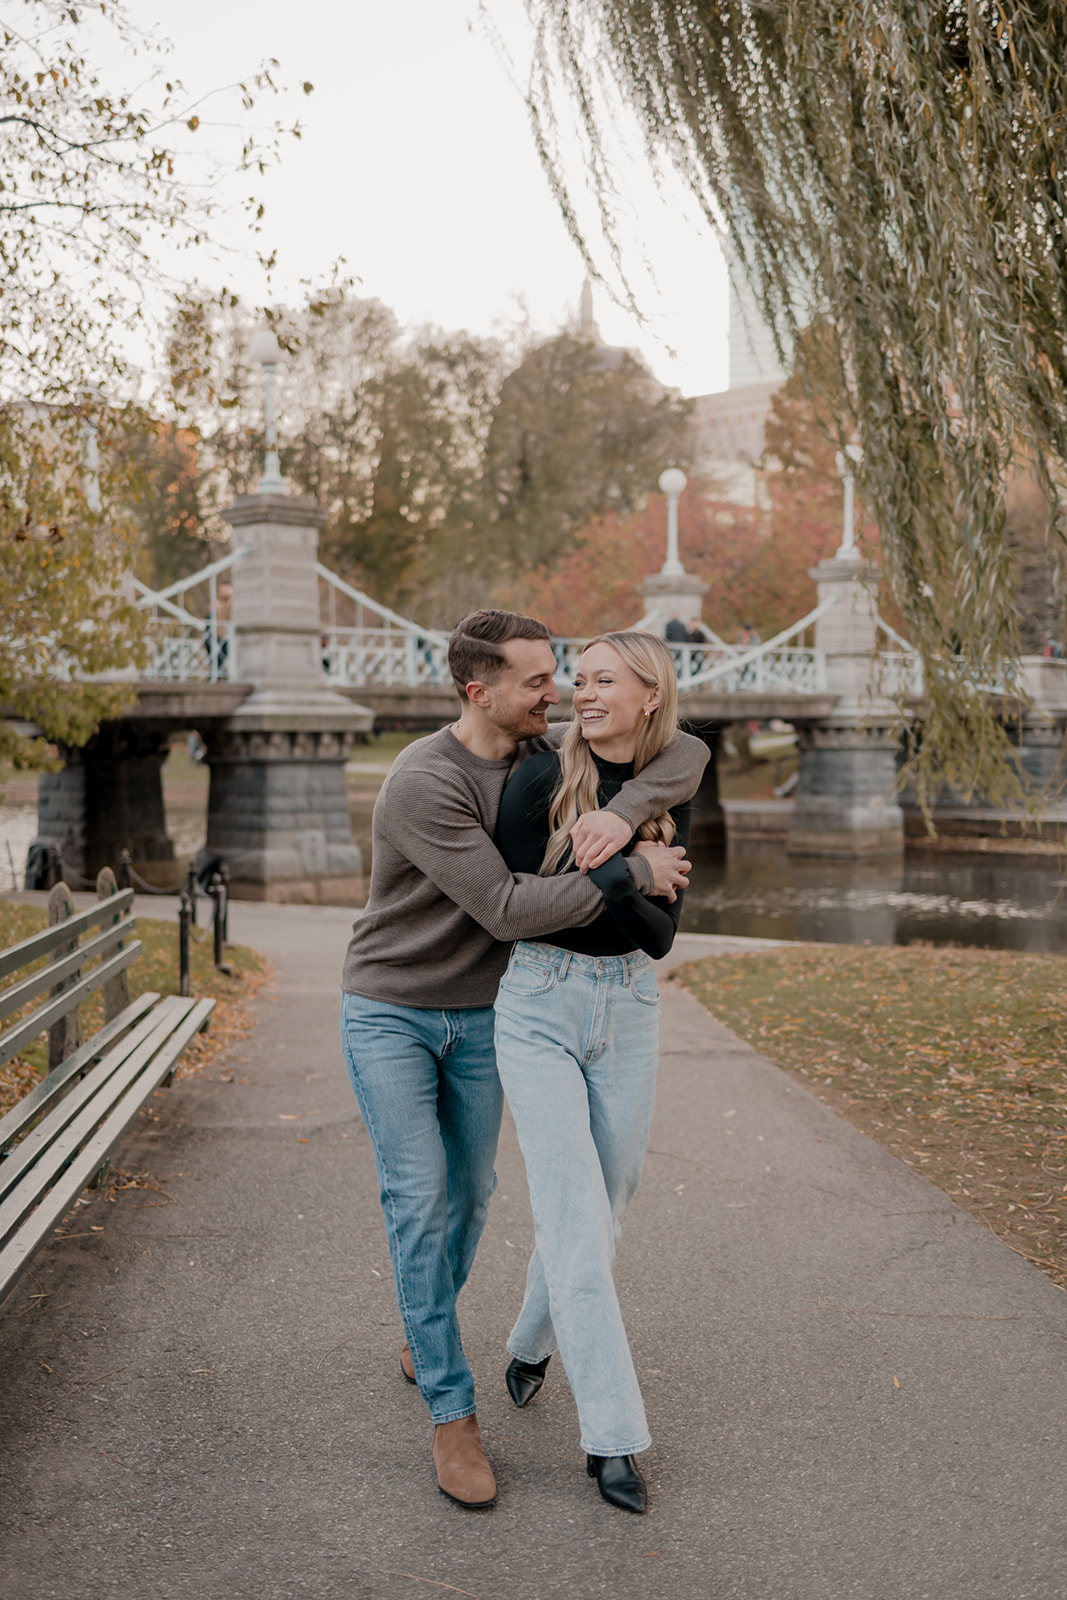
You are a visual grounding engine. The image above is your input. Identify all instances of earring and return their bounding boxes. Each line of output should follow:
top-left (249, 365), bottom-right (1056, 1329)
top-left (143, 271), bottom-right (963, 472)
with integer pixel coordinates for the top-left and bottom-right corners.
top-left (644, 708), bottom-right (653, 719)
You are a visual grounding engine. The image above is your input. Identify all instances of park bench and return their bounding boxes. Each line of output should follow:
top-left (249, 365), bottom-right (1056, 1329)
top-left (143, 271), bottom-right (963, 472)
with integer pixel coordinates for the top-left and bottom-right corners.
top-left (0, 877), bottom-right (214, 1308)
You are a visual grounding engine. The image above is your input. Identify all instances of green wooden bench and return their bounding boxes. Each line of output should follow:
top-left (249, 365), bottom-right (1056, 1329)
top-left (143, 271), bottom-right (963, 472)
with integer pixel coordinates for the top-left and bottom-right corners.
top-left (0, 880), bottom-right (214, 1308)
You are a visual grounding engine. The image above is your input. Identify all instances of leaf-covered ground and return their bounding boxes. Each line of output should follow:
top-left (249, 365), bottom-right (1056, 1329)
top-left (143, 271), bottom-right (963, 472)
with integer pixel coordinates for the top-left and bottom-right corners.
top-left (674, 945), bottom-right (1067, 1289)
top-left (0, 901), bottom-right (271, 1116)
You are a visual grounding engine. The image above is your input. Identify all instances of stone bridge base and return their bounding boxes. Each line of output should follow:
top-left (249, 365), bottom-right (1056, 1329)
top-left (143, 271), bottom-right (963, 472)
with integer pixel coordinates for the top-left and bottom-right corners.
top-left (204, 727), bottom-right (364, 904)
top-left (787, 725), bottom-right (904, 858)
top-left (898, 716), bottom-right (1067, 845)
top-left (32, 723), bottom-right (177, 888)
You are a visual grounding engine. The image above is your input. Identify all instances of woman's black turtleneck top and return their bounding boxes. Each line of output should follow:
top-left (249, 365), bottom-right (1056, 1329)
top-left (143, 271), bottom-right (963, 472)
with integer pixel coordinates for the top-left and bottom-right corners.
top-left (495, 747), bottom-right (690, 961)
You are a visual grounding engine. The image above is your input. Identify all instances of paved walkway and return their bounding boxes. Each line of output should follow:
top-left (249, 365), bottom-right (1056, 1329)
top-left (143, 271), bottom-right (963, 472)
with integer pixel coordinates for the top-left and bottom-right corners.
top-left (1, 903), bottom-right (1064, 1600)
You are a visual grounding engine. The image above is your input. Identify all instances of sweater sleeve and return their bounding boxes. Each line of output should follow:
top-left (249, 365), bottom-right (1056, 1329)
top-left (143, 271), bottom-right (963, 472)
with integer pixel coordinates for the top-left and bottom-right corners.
top-left (539, 724), bottom-right (707, 829)
top-left (379, 759), bottom-right (634, 943)
top-left (587, 802), bottom-right (692, 959)
top-left (600, 730), bottom-right (708, 831)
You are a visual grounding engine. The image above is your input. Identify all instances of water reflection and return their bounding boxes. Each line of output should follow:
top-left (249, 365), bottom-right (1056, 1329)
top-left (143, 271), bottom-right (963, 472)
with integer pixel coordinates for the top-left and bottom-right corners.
top-left (680, 845), bottom-right (1067, 952)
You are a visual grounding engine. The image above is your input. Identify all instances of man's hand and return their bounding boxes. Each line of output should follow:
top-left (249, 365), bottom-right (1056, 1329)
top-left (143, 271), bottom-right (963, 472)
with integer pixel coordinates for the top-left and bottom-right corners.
top-left (570, 810), bottom-right (632, 873)
top-left (631, 840), bottom-right (691, 902)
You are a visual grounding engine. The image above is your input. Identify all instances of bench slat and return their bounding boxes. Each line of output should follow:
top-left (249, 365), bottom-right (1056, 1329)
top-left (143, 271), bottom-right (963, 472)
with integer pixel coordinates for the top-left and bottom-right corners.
top-left (0, 997), bottom-right (215, 1307)
top-left (0, 916), bottom-right (138, 1025)
top-left (0, 942), bottom-right (142, 1070)
top-left (0, 892), bottom-right (134, 982)
top-left (0, 998), bottom-right (197, 1248)
top-left (0, 998), bottom-right (185, 1203)
top-left (0, 992), bottom-right (162, 1154)
top-left (133, 998), bottom-right (214, 1090)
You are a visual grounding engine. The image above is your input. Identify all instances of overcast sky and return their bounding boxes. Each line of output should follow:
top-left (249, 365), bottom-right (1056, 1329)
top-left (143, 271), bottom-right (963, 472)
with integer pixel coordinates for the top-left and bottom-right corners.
top-left (106, 0), bottom-right (730, 395)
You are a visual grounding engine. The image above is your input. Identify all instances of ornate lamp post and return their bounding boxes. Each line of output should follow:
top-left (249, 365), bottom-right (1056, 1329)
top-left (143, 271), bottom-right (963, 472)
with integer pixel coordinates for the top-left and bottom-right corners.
top-left (834, 444), bottom-right (862, 558)
top-left (201, 328), bottom-right (373, 905)
top-left (248, 328), bottom-right (286, 495)
top-left (638, 465), bottom-right (705, 638)
top-left (658, 466), bottom-right (687, 575)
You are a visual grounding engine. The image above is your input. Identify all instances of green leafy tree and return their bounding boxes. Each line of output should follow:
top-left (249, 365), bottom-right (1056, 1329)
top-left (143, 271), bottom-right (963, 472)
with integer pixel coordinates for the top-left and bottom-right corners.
top-left (169, 290), bottom-right (693, 623)
top-left (0, 0), bottom-right (304, 764)
top-left (283, 308), bottom-right (506, 613)
top-left (1, 0), bottom-right (302, 401)
top-left (170, 288), bottom-right (509, 618)
top-left (519, 0), bottom-right (1067, 808)
top-left (483, 331), bottom-right (692, 571)
top-left (0, 405), bottom-right (144, 766)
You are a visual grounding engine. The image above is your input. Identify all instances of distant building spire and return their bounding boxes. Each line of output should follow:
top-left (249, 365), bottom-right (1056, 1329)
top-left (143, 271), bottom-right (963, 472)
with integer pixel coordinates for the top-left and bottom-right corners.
top-left (579, 276), bottom-right (599, 342)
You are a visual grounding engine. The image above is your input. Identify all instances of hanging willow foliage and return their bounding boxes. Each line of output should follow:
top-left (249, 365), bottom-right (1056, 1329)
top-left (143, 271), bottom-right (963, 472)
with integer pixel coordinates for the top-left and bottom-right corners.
top-left (518, 0), bottom-right (1067, 811)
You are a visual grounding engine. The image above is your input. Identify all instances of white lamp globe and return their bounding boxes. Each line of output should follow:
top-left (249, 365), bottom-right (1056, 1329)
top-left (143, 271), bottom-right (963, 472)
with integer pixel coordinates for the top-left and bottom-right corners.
top-left (249, 328), bottom-right (284, 367)
top-left (658, 467), bottom-right (687, 496)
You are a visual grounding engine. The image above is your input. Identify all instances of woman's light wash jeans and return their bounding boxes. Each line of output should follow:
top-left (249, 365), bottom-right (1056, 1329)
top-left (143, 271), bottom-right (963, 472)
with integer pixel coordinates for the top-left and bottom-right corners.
top-left (340, 992), bottom-right (501, 1424)
top-left (494, 940), bottom-right (660, 1457)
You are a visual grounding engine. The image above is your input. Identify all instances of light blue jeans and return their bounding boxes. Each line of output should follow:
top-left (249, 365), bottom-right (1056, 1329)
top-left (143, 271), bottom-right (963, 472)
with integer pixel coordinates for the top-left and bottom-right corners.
top-left (339, 992), bottom-right (502, 1424)
top-left (493, 941), bottom-right (660, 1457)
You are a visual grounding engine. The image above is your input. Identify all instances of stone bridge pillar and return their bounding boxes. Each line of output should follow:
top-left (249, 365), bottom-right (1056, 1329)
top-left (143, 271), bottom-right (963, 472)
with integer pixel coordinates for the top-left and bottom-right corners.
top-left (896, 657), bottom-right (1067, 842)
top-left (787, 554), bottom-right (905, 858)
top-left (33, 723), bottom-right (176, 888)
top-left (202, 492), bottom-right (373, 903)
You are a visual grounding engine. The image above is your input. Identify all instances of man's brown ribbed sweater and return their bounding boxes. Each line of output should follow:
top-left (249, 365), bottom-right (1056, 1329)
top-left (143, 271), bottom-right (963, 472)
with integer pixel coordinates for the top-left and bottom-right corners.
top-left (341, 726), bottom-right (708, 1009)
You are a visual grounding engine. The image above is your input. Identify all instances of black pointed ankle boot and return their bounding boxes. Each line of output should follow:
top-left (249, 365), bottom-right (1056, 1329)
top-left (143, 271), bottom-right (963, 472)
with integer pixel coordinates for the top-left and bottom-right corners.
top-left (504, 1353), bottom-right (552, 1408)
top-left (586, 1453), bottom-right (647, 1513)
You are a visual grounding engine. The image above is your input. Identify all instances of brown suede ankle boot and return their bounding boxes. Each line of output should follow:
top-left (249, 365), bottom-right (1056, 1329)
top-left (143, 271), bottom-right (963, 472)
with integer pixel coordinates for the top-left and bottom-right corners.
top-left (432, 1414), bottom-right (497, 1507)
top-left (400, 1342), bottom-right (416, 1383)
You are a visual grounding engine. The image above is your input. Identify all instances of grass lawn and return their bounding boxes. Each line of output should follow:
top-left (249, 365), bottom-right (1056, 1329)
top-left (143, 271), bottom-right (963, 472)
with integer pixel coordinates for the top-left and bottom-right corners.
top-left (673, 944), bottom-right (1067, 1290)
top-left (0, 900), bottom-right (271, 1117)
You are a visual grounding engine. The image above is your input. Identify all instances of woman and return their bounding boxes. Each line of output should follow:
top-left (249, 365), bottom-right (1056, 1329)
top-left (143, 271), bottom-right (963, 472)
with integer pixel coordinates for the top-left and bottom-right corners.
top-left (493, 630), bottom-right (695, 1514)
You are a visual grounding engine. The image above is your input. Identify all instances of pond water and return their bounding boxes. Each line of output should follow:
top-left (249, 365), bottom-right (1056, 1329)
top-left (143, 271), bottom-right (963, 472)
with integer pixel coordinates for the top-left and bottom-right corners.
top-left (3, 784), bottom-right (1065, 954)
top-left (678, 846), bottom-right (1067, 953)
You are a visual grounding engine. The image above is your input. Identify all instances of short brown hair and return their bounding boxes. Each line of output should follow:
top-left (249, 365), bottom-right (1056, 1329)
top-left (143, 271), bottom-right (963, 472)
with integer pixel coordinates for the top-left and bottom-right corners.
top-left (448, 609), bottom-right (552, 700)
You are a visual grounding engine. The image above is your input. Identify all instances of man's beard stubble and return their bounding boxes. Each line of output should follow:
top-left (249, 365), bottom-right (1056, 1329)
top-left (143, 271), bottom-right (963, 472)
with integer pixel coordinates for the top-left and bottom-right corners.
top-left (489, 700), bottom-right (552, 745)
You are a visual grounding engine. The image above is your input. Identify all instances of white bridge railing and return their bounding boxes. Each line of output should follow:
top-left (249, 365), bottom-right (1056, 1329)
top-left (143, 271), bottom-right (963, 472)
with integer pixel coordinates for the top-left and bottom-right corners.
top-left (134, 557), bottom-right (918, 703)
top-left (549, 636), bottom-right (827, 694)
top-left (133, 549), bottom-right (246, 683)
top-left (316, 565), bottom-right (452, 688)
top-left (873, 614), bottom-right (924, 698)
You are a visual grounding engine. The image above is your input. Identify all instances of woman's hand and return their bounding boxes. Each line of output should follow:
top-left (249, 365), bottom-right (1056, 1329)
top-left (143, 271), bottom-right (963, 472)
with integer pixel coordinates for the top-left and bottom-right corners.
top-left (631, 841), bottom-right (691, 902)
top-left (570, 810), bottom-right (632, 872)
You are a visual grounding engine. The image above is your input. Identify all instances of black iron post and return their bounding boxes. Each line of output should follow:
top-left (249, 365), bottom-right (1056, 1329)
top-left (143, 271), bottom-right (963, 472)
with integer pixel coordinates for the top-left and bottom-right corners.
top-left (219, 861), bottom-right (230, 942)
top-left (178, 891), bottom-right (191, 997)
top-left (210, 873), bottom-right (224, 969)
top-left (186, 863), bottom-right (198, 926)
top-left (118, 848), bottom-right (131, 890)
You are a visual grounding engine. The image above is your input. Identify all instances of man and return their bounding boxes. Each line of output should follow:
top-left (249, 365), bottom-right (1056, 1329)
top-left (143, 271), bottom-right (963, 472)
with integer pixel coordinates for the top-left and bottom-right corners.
top-left (206, 580), bottom-right (232, 677)
top-left (664, 614), bottom-right (690, 675)
top-left (339, 610), bottom-right (708, 1508)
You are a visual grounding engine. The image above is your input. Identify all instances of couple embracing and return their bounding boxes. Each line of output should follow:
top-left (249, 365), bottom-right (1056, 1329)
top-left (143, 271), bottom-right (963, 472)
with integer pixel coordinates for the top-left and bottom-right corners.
top-left (339, 609), bottom-right (707, 1513)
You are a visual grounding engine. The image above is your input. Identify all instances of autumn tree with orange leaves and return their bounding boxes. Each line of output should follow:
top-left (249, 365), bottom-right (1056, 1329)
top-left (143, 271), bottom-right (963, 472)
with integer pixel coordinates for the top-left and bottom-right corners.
top-left (508, 367), bottom-right (850, 642)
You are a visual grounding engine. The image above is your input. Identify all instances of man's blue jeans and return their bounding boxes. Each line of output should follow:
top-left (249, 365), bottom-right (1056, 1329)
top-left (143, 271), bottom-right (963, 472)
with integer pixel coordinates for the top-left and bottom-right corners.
top-left (340, 992), bottom-right (502, 1424)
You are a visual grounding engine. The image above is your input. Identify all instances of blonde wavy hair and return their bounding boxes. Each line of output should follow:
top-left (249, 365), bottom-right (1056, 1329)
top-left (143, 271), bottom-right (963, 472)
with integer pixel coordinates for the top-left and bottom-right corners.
top-left (540, 630), bottom-right (680, 876)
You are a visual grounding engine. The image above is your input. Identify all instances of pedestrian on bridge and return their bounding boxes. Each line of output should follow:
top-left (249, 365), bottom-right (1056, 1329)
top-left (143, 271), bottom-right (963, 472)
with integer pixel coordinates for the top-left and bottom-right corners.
top-left (338, 609), bottom-right (708, 1510)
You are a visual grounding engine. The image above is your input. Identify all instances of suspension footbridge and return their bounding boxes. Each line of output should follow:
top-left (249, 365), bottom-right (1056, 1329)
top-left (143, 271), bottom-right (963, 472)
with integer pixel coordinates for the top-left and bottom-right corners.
top-left (24, 481), bottom-right (1067, 903)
